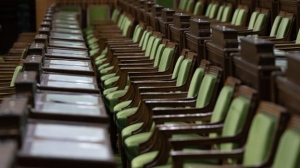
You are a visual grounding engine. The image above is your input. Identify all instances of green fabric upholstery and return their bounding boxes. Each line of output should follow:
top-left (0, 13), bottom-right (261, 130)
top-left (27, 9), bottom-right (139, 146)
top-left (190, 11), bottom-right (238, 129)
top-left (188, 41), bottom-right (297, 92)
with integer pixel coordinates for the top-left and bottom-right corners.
top-left (122, 122), bottom-right (144, 140)
top-left (88, 5), bottom-right (110, 26)
top-left (142, 32), bottom-right (152, 51)
top-left (230, 9), bottom-right (240, 25)
top-left (101, 73), bottom-right (116, 82)
top-left (138, 30), bottom-right (147, 48)
top-left (106, 90), bottom-right (128, 112)
top-left (175, 59), bottom-right (192, 86)
top-left (171, 55), bottom-right (184, 79)
top-left (253, 13), bottom-right (267, 31)
top-left (187, 67), bottom-right (205, 98)
top-left (209, 3), bottom-right (219, 19)
top-left (195, 74), bottom-right (217, 108)
top-left (270, 16), bottom-right (282, 37)
top-left (125, 132), bottom-right (153, 160)
top-left (157, 48), bottom-right (174, 72)
top-left (113, 100), bottom-right (132, 112)
top-left (185, 0), bottom-right (194, 12)
top-left (221, 6), bottom-right (232, 22)
top-left (216, 5), bottom-right (225, 21)
top-left (204, 3), bottom-right (213, 17)
top-left (154, 44), bottom-right (166, 67)
top-left (178, 0), bottom-right (188, 10)
top-left (275, 17), bottom-right (291, 39)
top-left (209, 86), bottom-right (234, 124)
top-left (220, 96), bottom-right (250, 151)
top-left (234, 9), bottom-right (246, 26)
top-left (111, 9), bottom-right (120, 23)
top-left (103, 86), bottom-right (118, 95)
top-left (104, 76), bottom-right (120, 88)
top-left (149, 38), bottom-right (162, 60)
top-left (89, 48), bottom-right (99, 56)
top-left (132, 151), bottom-right (159, 168)
top-left (247, 11), bottom-right (259, 29)
top-left (243, 112), bottom-right (278, 166)
top-left (122, 19), bottom-right (131, 36)
top-left (273, 129), bottom-right (300, 168)
top-left (145, 36), bottom-right (155, 57)
top-left (116, 107), bottom-right (139, 130)
top-left (193, 1), bottom-right (204, 15)
top-left (10, 66), bottom-right (23, 87)
top-left (296, 29), bottom-right (300, 44)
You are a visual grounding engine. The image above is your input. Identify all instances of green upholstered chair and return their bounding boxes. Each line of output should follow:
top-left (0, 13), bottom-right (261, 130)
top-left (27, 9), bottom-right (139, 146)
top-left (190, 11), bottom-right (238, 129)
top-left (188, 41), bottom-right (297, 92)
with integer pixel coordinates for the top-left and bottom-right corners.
top-left (247, 11), bottom-right (260, 30)
top-left (220, 5), bottom-right (233, 22)
top-left (104, 41), bottom-right (177, 113)
top-left (193, 0), bottom-right (204, 16)
top-left (129, 85), bottom-right (257, 168)
top-left (178, 0), bottom-right (188, 11)
top-left (185, 0), bottom-right (194, 13)
top-left (10, 65), bottom-right (23, 87)
top-left (270, 15), bottom-right (283, 37)
top-left (204, 3), bottom-right (213, 17)
top-left (215, 5), bottom-right (225, 21)
top-left (114, 53), bottom-right (197, 132)
top-left (123, 76), bottom-right (240, 163)
top-left (275, 17), bottom-right (292, 39)
top-left (230, 8), bottom-right (240, 25)
top-left (272, 115), bottom-right (300, 168)
top-left (168, 101), bottom-right (289, 168)
top-left (208, 3), bottom-right (219, 19)
top-left (234, 9), bottom-right (246, 26)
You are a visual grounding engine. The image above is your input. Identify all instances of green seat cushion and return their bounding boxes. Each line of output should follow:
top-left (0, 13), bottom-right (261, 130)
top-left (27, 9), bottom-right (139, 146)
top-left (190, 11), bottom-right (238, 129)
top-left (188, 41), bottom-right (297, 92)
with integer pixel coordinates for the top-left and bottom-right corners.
top-left (88, 37), bottom-right (98, 45)
top-left (115, 107), bottom-right (138, 130)
top-left (187, 67), bottom-right (205, 98)
top-left (103, 86), bottom-right (118, 96)
top-left (275, 17), bottom-right (291, 39)
top-left (122, 122), bottom-right (144, 140)
top-left (125, 132), bottom-right (152, 160)
top-left (89, 48), bottom-right (99, 56)
top-left (104, 76), bottom-right (120, 88)
top-left (89, 43), bottom-right (99, 50)
top-left (100, 66), bottom-right (113, 75)
top-left (195, 74), bottom-right (217, 108)
top-left (113, 100), bottom-right (132, 112)
top-left (96, 59), bottom-right (108, 67)
top-left (247, 11), bottom-right (259, 29)
top-left (270, 16), bottom-right (282, 37)
top-left (105, 90), bottom-right (128, 112)
top-left (101, 73), bottom-right (116, 82)
top-left (131, 151), bottom-right (159, 168)
top-left (273, 129), bottom-right (300, 168)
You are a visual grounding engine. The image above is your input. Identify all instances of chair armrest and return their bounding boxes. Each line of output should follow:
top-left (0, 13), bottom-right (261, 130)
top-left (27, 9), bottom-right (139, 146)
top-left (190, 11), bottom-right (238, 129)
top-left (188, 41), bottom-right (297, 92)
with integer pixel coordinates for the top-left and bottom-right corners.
top-left (153, 112), bottom-right (213, 123)
top-left (130, 74), bottom-right (172, 81)
top-left (140, 92), bottom-right (188, 99)
top-left (152, 106), bottom-right (211, 115)
top-left (145, 99), bottom-right (197, 109)
top-left (120, 59), bottom-right (154, 64)
top-left (170, 148), bottom-right (244, 164)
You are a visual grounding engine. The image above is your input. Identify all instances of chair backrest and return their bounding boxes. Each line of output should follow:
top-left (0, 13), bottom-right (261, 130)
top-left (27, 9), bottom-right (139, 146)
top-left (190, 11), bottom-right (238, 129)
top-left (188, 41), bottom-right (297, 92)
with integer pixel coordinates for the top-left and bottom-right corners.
top-left (111, 9), bottom-right (120, 23)
top-left (230, 9), bottom-right (240, 25)
top-left (157, 46), bottom-right (175, 72)
top-left (195, 66), bottom-right (220, 108)
top-left (149, 37), bottom-right (162, 60)
top-left (186, 61), bottom-right (208, 98)
top-left (193, 1), bottom-right (204, 15)
top-left (221, 5), bottom-right (232, 22)
top-left (10, 66), bottom-right (23, 87)
top-left (234, 8), bottom-right (246, 26)
top-left (209, 3), bottom-right (219, 19)
top-left (185, 0), bottom-right (194, 13)
top-left (142, 31), bottom-right (152, 51)
top-left (269, 15), bottom-right (282, 37)
top-left (138, 30), bottom-right (147, 48)
top-left (153, 43), bottom-right (166, 67)
top-left (216, 5), bottom-right (225, 21)
top-left (252, 13), bottom-right (267, 31)
top-left (178, 0), bottom-right (188, 10)
top-left (132, 25), bottom-right (142, 43)
top-left (204, 3), bottom-right (213, 17)
top-left (275, 17), bottom-right (292, 39)
top-left (145, 36), bottom-right (156, 57)
top-left (247, 11), bottom-right (259, 29)
top-left (171, 55), bottom-right (185, 79)
top-left (122, 19), bottom-right (132, 36)
top-left (273, 116), bottom-right (300, 168)
top-left (175, 59), bottom-right (193, 86)
top-left (243, 102), bottom-right (288, 166)
top-left (209, 77), bottom-right (240, 125)
top-left (117, 14), bottom-right (125, 28)
top-left (295, 29), bottom-right (300, 44)
top-left (219, 94), bottom-right (251, 151)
